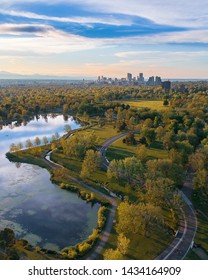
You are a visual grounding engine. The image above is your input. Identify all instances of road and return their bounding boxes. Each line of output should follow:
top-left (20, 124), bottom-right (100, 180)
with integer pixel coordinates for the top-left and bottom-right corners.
top-left (98, 132), bottom-right (198, 260)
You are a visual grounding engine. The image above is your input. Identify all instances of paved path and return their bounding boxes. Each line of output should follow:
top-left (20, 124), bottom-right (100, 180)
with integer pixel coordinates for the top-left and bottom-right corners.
top-left (42, 146), bottom-right (118, 260)
top-left (43, 130), bottom-right (197, 260)
top-left (98, 132), bottom-right (198, 260)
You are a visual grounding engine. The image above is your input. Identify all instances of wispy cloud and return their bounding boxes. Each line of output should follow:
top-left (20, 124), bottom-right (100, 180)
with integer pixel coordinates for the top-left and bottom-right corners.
top-left (1, 0), bottom-right (207, 28)
top-left (1, 23), bottom-right (208, 57)
top-left (0, 9), bottom-right (133, 27)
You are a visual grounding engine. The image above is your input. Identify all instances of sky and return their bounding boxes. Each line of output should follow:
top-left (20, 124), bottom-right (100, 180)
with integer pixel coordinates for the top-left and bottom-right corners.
top-left (0, 0), bottom-right (208, 79)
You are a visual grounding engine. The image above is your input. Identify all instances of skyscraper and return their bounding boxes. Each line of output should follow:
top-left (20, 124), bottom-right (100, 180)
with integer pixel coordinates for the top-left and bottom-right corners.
top-left (162, 81), bottom-right (171, 91)
top-left (155, 76), bottom-right (162, 86)
top-left (127, 73), bottom-right (132, 82)
top-left (138, 73), bottom-right (145, 85)
top-left (146, 76), bottom-right (154, 86)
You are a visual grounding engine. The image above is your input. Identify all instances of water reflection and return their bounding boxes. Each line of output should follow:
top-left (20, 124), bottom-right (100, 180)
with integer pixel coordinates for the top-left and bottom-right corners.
top-left (0, 115), bottom-right (99, 251)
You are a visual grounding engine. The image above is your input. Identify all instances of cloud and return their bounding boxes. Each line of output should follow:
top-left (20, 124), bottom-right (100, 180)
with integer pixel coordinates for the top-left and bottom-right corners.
top-left (0, 9), bottom-right (133, 27)
top-left (0, 24), bottom-right (104, 55)
top-left (106, 30), bottom-right (208, 44)
top-left (1, 0), bottom-right (208, 28)
top-left (0, 23), bottom-right (69, 37)
top-left (0, 23), bottom-right (208, 58)
top-left (115, 51), bottom-right (208, 59)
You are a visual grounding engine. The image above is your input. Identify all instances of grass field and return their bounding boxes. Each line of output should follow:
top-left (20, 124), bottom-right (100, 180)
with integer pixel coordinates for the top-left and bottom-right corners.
top-left (122, 100), bottom-right (169, 111)
top-left (85, 124), bottom-right (119, 145)
top-left (106, 135), bottom-right (168, 161)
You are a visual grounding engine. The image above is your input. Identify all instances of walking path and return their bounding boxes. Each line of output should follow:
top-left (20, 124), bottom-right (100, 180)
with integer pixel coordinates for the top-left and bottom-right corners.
top-left (43, 130), bottom-right (197, 260)
top-left (99, 132), bottom-right (198, 260)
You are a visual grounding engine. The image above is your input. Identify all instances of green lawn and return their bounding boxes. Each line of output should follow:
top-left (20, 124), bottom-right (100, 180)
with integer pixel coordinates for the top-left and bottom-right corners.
top-left (122, 100), bottom-right (169, 111)
top-left (106, 136), bottom-right (168, 161)
top-left (85, 124), bottom-right (120, 145)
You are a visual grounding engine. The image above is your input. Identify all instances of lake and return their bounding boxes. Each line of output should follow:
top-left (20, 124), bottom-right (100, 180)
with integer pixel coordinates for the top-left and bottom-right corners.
top-left (0, 115), bottom-right (99, 251)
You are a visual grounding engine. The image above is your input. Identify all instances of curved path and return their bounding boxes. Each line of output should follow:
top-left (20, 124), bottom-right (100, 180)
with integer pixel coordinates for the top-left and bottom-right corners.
top-left (43, 130), bottom-right (197, 260)
top-left (99, 132), bottom-right (198, 260)
top-left (42, 147), bottom-right (118, 260)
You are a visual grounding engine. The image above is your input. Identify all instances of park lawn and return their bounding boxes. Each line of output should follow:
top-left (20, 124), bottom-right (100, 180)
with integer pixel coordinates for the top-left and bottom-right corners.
top-left (85, 124), bottom-right (119, 145)
top-left (106, 136), bottom-right (168, 161)
top-left (122, 100), bottom-right (169, 111)
top-left (185, 250), bottom-right (201, 260)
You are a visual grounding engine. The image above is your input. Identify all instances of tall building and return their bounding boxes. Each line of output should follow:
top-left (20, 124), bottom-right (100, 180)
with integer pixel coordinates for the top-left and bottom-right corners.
top-left (162, 81), bottom-right (171, 92)
top-left (137, 73), bottom-right (145, 85)
top-left (146, 76), bottom-right (154, 86)
top-left (155, 76), bottom-right (162, 86)
top-left (127, 73), bottom-right (132, 82)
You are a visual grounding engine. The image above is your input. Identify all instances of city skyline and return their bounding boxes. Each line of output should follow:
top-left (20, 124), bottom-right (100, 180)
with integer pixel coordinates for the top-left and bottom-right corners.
top-left (0, 0), bottom-right (208, 79)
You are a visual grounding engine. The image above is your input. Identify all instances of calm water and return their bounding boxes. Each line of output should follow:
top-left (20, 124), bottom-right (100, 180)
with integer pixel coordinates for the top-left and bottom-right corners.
top-left (0, 115), bottom-right (99, 251)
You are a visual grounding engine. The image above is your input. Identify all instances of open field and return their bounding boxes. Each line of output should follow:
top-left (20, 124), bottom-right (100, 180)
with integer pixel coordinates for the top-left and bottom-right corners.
top-left (122, 100), bottom-right (169, 111)
top-left (106, 135), bottom-right (168, 161)
top-left (85, 124), bottom-right (119, 145)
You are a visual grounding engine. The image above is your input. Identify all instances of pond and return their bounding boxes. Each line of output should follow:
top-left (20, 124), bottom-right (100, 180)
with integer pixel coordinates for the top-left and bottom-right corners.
top-left (0, 115), bottom-right (99, 251)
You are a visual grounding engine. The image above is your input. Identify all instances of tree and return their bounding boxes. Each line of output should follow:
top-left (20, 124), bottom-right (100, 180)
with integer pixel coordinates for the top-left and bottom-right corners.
top-left (63, 104), bottom-right (68, 114)
top-left (64, 124), bottom-right (71, 133)
top-left (34, 136), bottom-right (41, 146)
top-left (123, 132), bottom-right (136, 145)
top-left (62, 131), bottom-right (99, 159)
top-left (42, 136), bottom-right (48, 145)
top-left (136, 144), bottom-right (148, 162)
top-left (50, 134), bottom-right (56, 143)
top-left (142, 128), bottom-right (156, 146)
top-left (116, 201), bottom-right (163, 237)
top-left (146, 159), bottom-right (185, 187)
top-left (107, 159), bottom-right (123, 180)
top-left (54, 132), bottom-right (60, 140)
top-left (10, 143), bottom-right (17, 152)
top-left (162, 131), bottom-right (175, 150)
top-left (193, 169), bottom-right (208, 193)
top-left (103, 249), bottom-right (123, 260)
top-left (117, 233), bottom-right (130, 255)
top-left (81, 150), bottom-right (101, 178)
top-left (17, 142), bottom-right (23, 150)
top-left (122, 157), bottom-right (144, 183)
top-left (105, 108), bottom-right (114, 122)
top-left (163, 99), bottom-right (169, 106)
top-left (25, 139), bottom-right (33, 148)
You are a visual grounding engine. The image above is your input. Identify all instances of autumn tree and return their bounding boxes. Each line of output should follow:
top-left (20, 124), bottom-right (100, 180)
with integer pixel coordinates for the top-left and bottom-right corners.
top-left (80, 150), bottom-right (101, 178)
top-left (34, 136), bottom-right (41, 146)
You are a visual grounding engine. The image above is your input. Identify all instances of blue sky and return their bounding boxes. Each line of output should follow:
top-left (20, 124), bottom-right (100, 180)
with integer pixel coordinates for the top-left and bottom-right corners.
top-left (0, 0), bottom-right (208, 78)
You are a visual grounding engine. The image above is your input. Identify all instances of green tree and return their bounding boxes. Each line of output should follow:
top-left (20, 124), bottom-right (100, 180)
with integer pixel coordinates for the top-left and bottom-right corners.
top-left (25, 139), bottom-right (33, 148)
top-left (107, 159), bottom-right (123, 180)
top-left (116, 201), bottom-right (162, 237)
top-left (80, 150), bottom-right (101, 178)
top-left (117, 233), bottom-right (130, 255)
top-left (34, 136), bottom-right (41, 146)
top-left (103, 249), bottom-right (123, 260)
top-left (136, 144), bottom-right (148, 162)
top-left (42, 136), bottom-right (48, 145)
top-left (122, 157), bottom-right (144, 183)
top-left (146, 159), bottom-right (185, 187)
top-left (64, 124), bottom-right (71, 133)
top-left (193, 169), bottom-right (208, 193)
